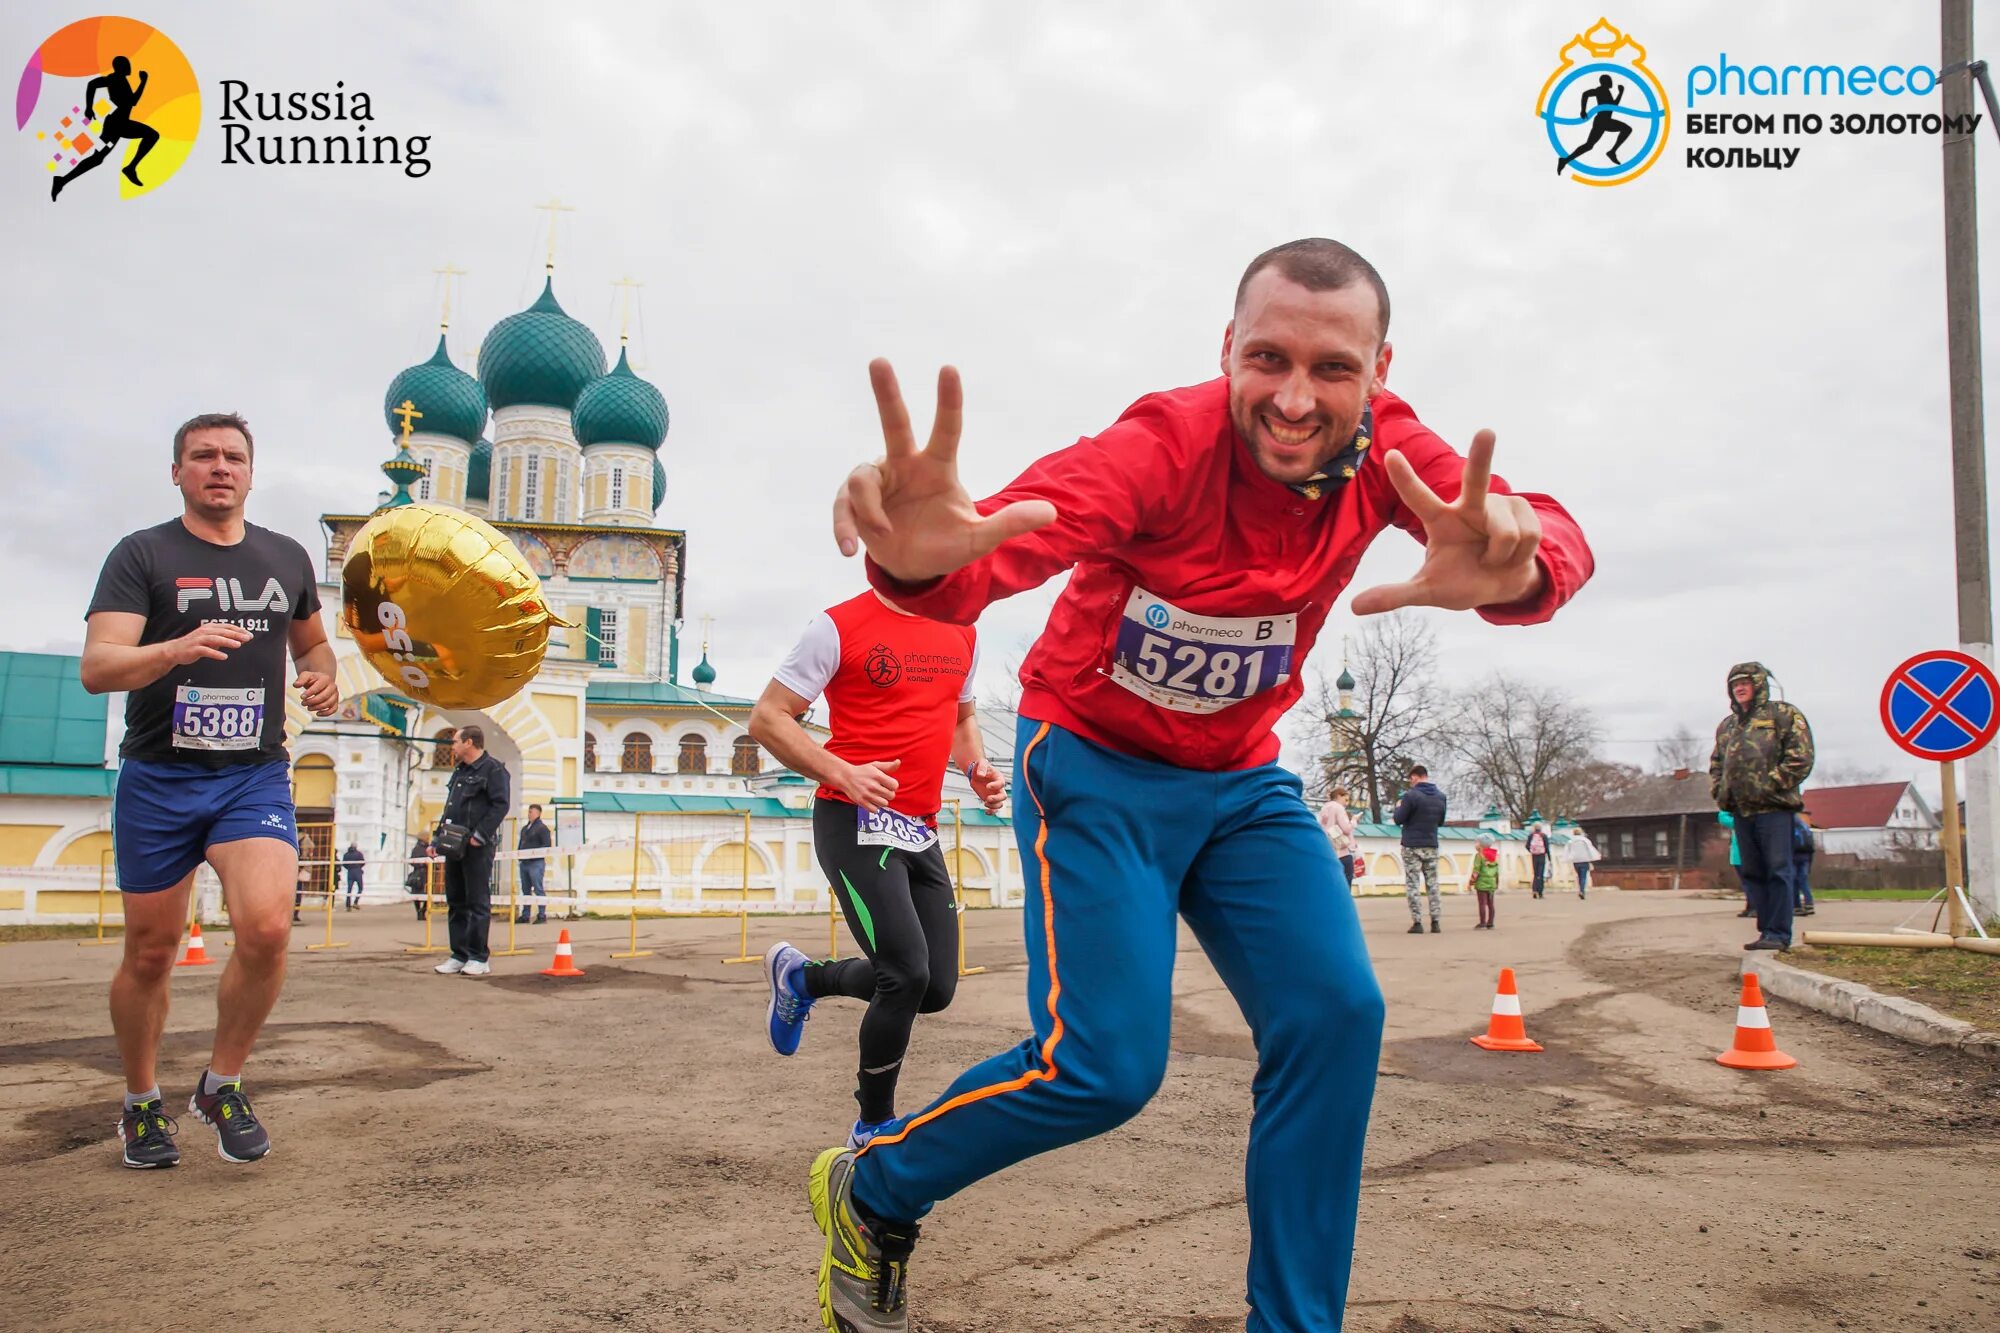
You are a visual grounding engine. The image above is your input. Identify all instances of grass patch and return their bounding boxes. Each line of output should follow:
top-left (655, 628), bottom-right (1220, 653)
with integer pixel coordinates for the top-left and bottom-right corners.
top-left (1788, 945), bottom-right (2000, 1033)
top-left (1811, 888), bottom-right (1953, 902)
top-left (0, 922), bottom-right (126, 943)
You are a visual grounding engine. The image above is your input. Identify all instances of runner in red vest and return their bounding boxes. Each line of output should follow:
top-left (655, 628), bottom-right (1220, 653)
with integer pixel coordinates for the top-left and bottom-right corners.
top-left (749, 590), bottom-right (1007, 1151)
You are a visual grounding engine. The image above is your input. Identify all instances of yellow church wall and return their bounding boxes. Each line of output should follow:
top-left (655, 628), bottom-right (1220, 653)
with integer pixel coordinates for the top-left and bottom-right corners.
top-left (534, 692), bottom-right (578, 736)
top-left (795, 844), bottom-right (812, 872)
top-left (584, 848), bottom-right (636, 878)
top-left (55, 831), bottom-right (114, 868)
top-left (629, 607), bottom-right (648, 675)
top-left (702, 886), bottom-right (775, 903)
top-left (962, 887), bottom-right (993, 908)
top-left (0, 890), bottom-right (24, 910)
top-left (0, 825), bottom-right (61, 865)
top-left (34, 890), bottom-right (108, 915)
top-left (562, 758), bottom-right (577, 797)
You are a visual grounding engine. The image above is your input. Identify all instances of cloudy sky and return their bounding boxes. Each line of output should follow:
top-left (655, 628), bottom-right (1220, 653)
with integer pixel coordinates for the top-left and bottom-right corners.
top-left (3, 1), bottom-right (1993, 799)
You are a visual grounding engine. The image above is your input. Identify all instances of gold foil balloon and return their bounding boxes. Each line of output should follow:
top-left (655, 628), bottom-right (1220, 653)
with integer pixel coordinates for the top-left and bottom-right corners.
top-left (342, 503), bottom-right (562, 709)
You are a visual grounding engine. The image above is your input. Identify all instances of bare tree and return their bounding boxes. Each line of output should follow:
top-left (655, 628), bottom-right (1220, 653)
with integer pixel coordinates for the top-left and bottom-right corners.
top-left (1813, 760), bottom-right (1891, 787)
top-left (981, 651), bottom-right (1025, 716)
top-left (1443, 674), bottom-right (1604, 823)
top-left (1290, 612), bottom-right (1447, 820)
top-left (1652, 724), bottom-right (1706, 775)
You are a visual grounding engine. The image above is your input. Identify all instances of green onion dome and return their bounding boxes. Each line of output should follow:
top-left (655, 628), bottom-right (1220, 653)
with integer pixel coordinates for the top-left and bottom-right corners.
top-left (384, 335), bottom-right (487, 443)
top-left (476, 278), bottom-right (606, 412)
top-left (574, 347), bottom-right (670, 450)
top-left (466, 438), bottom-right (492, 503)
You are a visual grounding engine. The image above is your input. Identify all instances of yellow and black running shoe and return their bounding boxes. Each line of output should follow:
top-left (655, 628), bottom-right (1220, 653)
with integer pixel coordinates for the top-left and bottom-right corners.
top-left (188, 1073), bottom-right (271, 1163)
top-left (117, 1098), bottom-right (180, 1169)
top-left (809, 1146), bottom-right (919, 1333)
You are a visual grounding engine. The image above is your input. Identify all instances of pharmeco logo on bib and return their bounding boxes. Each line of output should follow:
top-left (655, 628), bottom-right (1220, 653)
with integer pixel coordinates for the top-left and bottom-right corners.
top-left (1536, 19), bottom-right (1670, 186)
top-left (18, 16), bottom-right (198, 201)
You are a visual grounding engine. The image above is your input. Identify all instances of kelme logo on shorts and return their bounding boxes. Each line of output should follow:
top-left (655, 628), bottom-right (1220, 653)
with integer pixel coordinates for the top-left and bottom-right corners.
top-left (1536, 18), bottom-right (1670, 186)
top-left (18, 16), bottom-right (199, 202)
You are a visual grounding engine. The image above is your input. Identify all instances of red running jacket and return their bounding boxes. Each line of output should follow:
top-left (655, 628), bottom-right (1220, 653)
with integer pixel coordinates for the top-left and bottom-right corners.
top-left (868, 379), bottom-right (1593, 771)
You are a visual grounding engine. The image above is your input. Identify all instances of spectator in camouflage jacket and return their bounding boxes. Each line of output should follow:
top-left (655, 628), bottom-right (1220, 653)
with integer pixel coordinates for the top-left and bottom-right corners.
top-left (1709, 661), bottom-right (1814, 951)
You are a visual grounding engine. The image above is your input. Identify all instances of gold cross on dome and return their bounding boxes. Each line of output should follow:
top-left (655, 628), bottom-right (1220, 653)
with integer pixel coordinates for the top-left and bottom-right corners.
top-left (611, 275), bottom-right (643, 346)
top-left (393, 399), bottom-right (424, 442)
top-left (534, 197), bottom-right (576, 272)
top-left (433, 262), bottom-right (468, 331)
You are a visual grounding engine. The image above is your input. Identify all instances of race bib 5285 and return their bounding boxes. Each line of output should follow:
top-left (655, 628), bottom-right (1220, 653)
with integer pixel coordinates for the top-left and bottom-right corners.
top-left (856, 804), bottom-right (938, 853)
top-left (171, 686), bottom-right (265, 751)
top-left (1108, 588), bottom-right (1295, 714)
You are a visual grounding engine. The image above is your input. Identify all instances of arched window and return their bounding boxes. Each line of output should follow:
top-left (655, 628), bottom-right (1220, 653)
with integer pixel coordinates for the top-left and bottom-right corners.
top-left (583, 734), bottom-right (597, 773)
top-left (731, 737), bottom-right (762, 776)
top-left (678, 735), bottom-right (709, 775)
top-left (620, 733), bottom-right (653, 773)
top-left (431, 729), bottom-right (456, 770)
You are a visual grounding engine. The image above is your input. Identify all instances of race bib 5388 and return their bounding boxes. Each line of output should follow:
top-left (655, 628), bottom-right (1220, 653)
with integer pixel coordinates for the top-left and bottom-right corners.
top-left (171, 686), bottom-right (265, 751)
top-left (1108, 588), bottom-right (1295, 714)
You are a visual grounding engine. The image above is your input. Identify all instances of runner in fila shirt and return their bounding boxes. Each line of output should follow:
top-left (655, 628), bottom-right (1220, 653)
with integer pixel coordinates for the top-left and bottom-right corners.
top-left (81, 413), bottom-right (339, 1171)
top-left (749, 589), bottom-right (1007, 1151)
top-left (802, 240), bottom-right (1595, 1333)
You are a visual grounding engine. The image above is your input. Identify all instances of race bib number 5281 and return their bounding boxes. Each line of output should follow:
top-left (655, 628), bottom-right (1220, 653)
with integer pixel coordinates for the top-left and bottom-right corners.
top-left (171, 686), bottom-right (265, 751)
top-left (1108, 588), bottom-right (1295, 714)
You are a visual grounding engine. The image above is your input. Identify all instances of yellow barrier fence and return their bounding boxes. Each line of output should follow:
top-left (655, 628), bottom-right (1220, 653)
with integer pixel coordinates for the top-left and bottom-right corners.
top-left (78, 848), bottom-right (120, 947)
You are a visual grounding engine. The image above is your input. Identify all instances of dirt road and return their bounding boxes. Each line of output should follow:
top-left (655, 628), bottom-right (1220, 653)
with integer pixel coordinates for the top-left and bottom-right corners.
top-left (2, 891), bottom-right (1994, 1331)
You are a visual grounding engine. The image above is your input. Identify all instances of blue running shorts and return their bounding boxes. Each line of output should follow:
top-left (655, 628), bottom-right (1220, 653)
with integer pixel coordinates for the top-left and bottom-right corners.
top-left (112, 759), bottom-right (297, 894)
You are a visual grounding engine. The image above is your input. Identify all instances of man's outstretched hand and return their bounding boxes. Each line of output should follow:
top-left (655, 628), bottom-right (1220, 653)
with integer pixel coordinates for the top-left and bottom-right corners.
top-left (1349, 430), bottom-right (1545, 615)
top-left (832, 359), bottom-right (1057, 582)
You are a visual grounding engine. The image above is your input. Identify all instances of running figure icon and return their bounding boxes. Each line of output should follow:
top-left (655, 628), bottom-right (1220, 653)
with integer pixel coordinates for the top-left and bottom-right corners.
top-left (1556, 74), bottom-right (1633, 175)
top-left (51, 54), bottom-right (161, 201)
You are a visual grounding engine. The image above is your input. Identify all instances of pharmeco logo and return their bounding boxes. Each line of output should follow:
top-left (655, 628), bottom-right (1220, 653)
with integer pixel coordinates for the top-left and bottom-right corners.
top-left (17, 16), bottom-right (198, 201)
top-left (1536, 18), bottom-right (1670, 186)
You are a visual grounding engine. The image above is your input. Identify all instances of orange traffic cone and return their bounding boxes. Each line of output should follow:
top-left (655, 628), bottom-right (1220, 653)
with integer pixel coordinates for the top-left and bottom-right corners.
top-left (1717, 971), bottom-right (1796, 1070)
top-left (540, 928), bottom-right (585, 978)
top-left (175, 923), bottom-right (214, 968)
top-left (1469, 967), bottom-right (1543, 1052)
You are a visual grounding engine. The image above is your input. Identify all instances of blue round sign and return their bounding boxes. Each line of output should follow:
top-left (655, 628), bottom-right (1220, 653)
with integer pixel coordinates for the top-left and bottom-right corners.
top-left (1880, 650), bottom-right (2000, 762)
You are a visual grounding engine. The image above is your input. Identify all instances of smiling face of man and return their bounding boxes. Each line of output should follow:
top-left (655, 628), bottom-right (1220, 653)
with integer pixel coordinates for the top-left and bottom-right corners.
top-left (1221, 267), bottom-right (1393, 488)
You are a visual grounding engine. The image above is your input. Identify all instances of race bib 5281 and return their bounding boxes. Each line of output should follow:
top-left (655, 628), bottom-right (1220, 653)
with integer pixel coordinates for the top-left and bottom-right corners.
top-left (1108, 588), bottom-right (1295, 714)
top-left (171, 686), bottom-right (265, 751)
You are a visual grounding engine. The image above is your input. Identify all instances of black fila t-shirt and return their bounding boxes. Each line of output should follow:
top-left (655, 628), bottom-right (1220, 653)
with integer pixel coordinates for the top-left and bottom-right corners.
top-left (86, 519), bottom-right (322, 767)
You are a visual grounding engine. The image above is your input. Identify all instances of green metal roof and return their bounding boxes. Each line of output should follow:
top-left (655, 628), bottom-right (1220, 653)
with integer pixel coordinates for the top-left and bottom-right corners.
top-left (0, 764), bottom-right (116, 797)
top-left (587, 679), bottom-right (758, 710)
top-left (477, 278), bottom-right (607, 412)
top-left (384, 334), bottom-right (488, 443)
top-left (574, 347), bottom-right (670, 450)
top-left (1355, 821), bottom-right (1531, 841)
top-left (580, 792), bottom-right (796, 817)
top-left (0, 653), bottom-right (107, 767)
top-left (652, 455), bottom-right (667, 515)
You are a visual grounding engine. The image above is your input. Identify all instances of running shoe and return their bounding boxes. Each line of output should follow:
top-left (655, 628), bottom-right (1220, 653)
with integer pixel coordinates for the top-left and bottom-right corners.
top-left (117, 1098), bottom-right (180, 1169)
top-left (765, 941), bottom-right (816, 1056)
top-left (846, 1118), bottom-right (894, 1151)
top-left (810, 1146), bottom-right (918, 1332)
top-left (188, 1073), bottom-right (272, 1162)
top-left (434, 958), bottom-right (465, 974)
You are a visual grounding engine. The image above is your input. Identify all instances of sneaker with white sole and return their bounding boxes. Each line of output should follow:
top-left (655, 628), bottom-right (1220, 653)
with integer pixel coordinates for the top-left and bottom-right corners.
top-left (434, 958), bottom-right (465, 974)
top-left (765, 941), bottom-right (816, 1056)
top-left (462, 959), bottom-right (492, 977)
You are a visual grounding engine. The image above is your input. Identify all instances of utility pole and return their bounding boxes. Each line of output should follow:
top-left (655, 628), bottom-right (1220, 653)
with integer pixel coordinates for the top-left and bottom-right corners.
top-left (1942, 0), bottom-right (1999, 922)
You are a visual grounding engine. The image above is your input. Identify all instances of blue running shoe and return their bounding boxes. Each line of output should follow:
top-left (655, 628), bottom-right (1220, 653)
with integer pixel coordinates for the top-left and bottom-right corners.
top-left (765, 940), bottom-right (816, 1056)
top-left (846, 1118), bottom-right (894, 1151)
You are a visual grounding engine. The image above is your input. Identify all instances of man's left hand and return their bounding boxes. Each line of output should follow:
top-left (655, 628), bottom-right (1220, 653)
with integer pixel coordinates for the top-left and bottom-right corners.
top-left (1349, 430), bottom-right (1544, 615)
top-left (295, 670), bottom-right (339, 717)
top-left (968, 760), bottom-right (1007, 814)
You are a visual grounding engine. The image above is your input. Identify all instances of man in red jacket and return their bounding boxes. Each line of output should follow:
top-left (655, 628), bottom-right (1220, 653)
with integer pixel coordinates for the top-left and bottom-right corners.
top-left (803, 238), bottom-right (1594, 1333)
